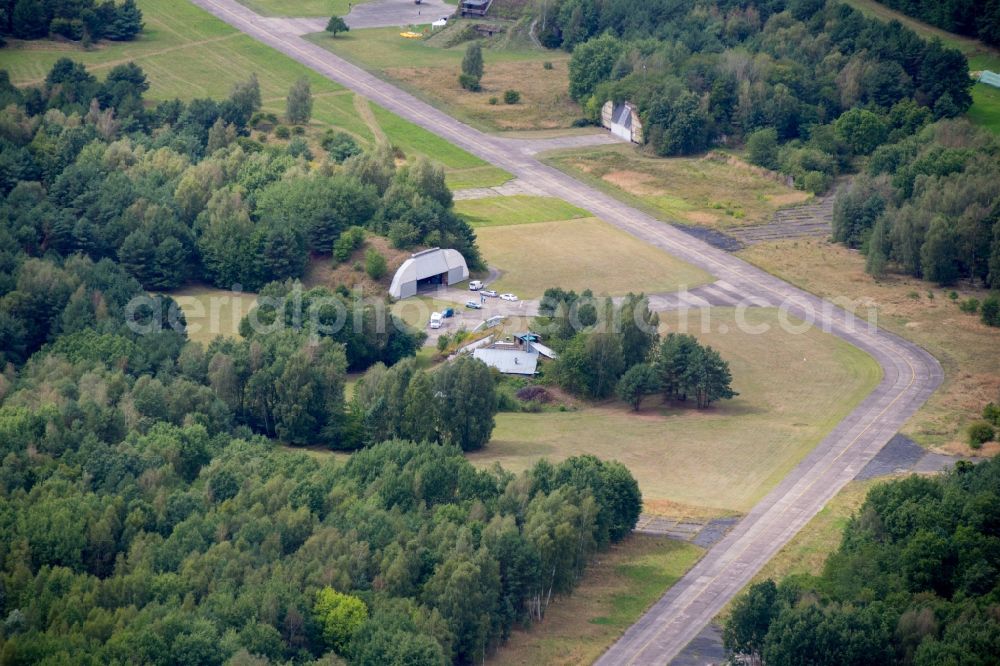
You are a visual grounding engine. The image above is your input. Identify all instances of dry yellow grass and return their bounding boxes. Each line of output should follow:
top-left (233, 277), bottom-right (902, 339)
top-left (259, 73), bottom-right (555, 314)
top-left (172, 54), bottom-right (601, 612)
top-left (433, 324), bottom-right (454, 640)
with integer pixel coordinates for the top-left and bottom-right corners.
top-left (167, 286), bottom-right (257, 347)
top-left (739, 238), bottom-right (1000, 454)
top-left (387, 59), bottom-right (580, 131)
top-left (490, 535), bottom-right (702, 665)
top-left (546, 145), bottom-right (810, 228)
top-left (475, 217), bottom-right (712, 299)
top-left (302, 235), bottom-right (410, 295)
top-left (470, 308), bottom-right (882, 515)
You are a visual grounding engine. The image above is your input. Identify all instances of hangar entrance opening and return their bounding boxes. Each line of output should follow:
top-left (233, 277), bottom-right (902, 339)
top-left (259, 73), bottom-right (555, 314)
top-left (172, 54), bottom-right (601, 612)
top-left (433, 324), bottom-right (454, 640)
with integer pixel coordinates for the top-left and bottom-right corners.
top-left (417, 273), bottom-right (446, 290)
top-left (389, 248), bottom-right (469, 299)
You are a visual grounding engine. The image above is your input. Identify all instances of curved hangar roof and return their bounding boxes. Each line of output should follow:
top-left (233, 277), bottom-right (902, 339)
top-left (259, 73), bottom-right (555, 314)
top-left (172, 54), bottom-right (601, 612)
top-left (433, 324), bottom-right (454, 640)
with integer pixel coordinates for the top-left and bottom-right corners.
top-left (389, 248), bottom-right (469, 299)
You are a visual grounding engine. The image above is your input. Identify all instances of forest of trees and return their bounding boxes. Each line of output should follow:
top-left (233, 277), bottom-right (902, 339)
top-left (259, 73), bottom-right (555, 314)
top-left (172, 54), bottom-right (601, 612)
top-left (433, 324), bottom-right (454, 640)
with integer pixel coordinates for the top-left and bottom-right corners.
top-left (724, 456), bottom-right (1000, 665)
top-left (0, 0), bottom-right (143, 43)
top-left (0, 58), bottom-right (482, 296)
top-left (874, 0), bottom-right (1000, 47)
top-left (832, 120), bottom-right (1000, 292)
top-left (539, 289), bottom-right (738, 407)
top-left (0, 49), bottom-right (647, 665)
top-left (547, 0), bottom-right (972, 192)
top-left (0, 420), bottom-right (641, 664)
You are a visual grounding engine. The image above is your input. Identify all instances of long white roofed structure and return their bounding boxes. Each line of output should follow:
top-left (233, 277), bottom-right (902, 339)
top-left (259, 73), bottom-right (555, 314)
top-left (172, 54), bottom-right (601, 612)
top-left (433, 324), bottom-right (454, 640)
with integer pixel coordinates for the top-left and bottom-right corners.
top-left (389, 248), bottom-right (469, 299)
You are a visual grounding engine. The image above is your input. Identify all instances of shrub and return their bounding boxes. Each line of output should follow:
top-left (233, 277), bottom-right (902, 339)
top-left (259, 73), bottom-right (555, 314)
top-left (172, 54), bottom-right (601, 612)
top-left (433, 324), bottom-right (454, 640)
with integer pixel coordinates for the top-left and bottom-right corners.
top-left (274, 125), bottom-right (290, 139)
top-left (365, 248), bottom-right (387, 280)
top-left (250, 111), bottom-right (278, 131)
top-left (803, 170), bottom-right (831, 194)
top-left (959, 298), bottom-right (979, 313)
top-left (983, 403), bottom-right (1000, 426)
top-left (292, 125), bottom-right (305, 135)
top-left (967, 420), bottom-right (996, 448)
top-left (459, 73), bottom-right (481, 91)
top-left (321, 130), bottom-right (361, 162)
top-left (982, 295), bottom-right (1000, 327)
top-left (503, 89), bottom-right (521, 104)
top-left (287, 137), bottom-right (313, 160)
top-left (332, 226), bottom-right (365, 263)
top-left (437, 335), bottom-right (450, 352)
top-left (948, 291), bottom-right (959, 300)
top-left (746, 127), bottom-right (779, 170)
top-left (489, 96), bottom-right (498, 105)
top-left (543, 61), bottom-right (553, 70)
top-left (516, 386), bottom-right (551, 403)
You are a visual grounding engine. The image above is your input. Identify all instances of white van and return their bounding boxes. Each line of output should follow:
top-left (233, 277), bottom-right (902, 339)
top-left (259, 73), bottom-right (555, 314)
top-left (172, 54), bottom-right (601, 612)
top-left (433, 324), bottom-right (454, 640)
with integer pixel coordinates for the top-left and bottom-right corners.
top-left (468, 280), bottom-right (483, 291)
top-left (429, 312), bottom-right (443, 329)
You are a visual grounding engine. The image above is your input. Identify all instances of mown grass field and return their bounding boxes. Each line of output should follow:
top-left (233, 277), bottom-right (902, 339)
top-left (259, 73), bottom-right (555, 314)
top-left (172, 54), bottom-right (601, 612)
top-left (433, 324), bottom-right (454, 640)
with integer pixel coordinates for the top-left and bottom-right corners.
top-left (740, 239), bottom-right (1000, 455)
top-left (469, 308), bottom-right (883, 515)
top-left (0, 0), bottom-right (508, 184)
top-left (491, 536), bottom-right (702, 665)
top-left (544, 145), bottom-right (811, 228)
top-left (306, 25), bottom-right (581, 131)
top-left (237, 0), bottom-right (353, 17)
top-left (166, 286), bottom-right (258, 347)
top-left (474, 217), bottom-right (713, 299)
top-left (969, 83), bottom-right (1000, 134)
top-left (456, 195), bottom-right (589, 227)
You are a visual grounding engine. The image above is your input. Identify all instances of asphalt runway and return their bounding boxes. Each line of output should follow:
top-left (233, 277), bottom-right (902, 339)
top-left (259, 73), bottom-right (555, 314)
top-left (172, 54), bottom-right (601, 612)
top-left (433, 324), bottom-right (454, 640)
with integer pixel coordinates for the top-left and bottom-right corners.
top-left (186, 1), bottom-right (944, 661)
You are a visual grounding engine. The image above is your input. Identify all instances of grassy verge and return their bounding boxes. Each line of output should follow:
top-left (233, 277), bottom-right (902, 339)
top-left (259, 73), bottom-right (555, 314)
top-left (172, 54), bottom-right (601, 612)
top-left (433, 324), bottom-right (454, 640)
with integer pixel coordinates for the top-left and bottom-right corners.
top-left (166, 286), bottom-right (258, 347)
top-left (445, 166), bottom-right (514, 190)
top-left (542, 145), bottom-right (810, 229)
top-left (305, 25), bottom-right (581, 131)
top-left (1, 0), bottom-right (503, 182)
top-left (739, 239), bottom-right (1000, 455)
top-left (456, 195), bottom-right (589, 227)
top-left (969, 83), bottom-right (1000, 134)
top-left (490, 536), bottom-right (703, 665)
top-left (237, 0), bottom-right (353, 17)
top-left (2, 0), bottom-right (342, 101)
top-left (475, 217), bottom-right (713, 299)
top-left (470, 308), bottom-right (882, 514)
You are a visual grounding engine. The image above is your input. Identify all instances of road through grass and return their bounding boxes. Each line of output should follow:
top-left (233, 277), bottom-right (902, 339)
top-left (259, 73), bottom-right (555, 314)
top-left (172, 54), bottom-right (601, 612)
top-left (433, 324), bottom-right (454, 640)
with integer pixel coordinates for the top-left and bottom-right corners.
top-left (543, 145), bottom-right (811, 228)
top-left (491, 536), bottom-right (702, 666)
top-left (305, 25), bottom-right (581, 131)
top-left (469, 308), bottom-right (882, 515)
top-left (740, 238), bottom-right (1000, 455)
top-left (0, 0), bottom-right (505, 183)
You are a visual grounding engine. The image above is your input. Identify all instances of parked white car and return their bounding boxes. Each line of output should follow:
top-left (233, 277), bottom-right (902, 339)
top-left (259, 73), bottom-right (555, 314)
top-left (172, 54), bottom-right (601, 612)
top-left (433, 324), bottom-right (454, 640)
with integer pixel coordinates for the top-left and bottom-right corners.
top-left (481, 289), bottom-right (498, 297)
top-left (500, 293), bottom-right (518, 301)
top-left (465, 300), bottom-right (483, 309)
top-left (468, 280), bottom-right (483, 291)
top-left (429, 312), bottom-right (443, 329)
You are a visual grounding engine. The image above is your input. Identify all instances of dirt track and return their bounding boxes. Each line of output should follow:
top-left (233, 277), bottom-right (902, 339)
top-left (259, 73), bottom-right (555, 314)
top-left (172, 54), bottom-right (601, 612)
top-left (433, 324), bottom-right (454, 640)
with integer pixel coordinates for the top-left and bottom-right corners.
top-left (187, 1), bottom-right (943, 662)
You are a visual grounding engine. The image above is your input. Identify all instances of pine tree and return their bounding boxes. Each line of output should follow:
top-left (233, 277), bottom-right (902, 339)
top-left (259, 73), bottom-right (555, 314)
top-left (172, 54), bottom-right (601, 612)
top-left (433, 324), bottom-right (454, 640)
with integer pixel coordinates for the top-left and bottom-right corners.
top-left (106, 0), bottom-right (144, 41)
